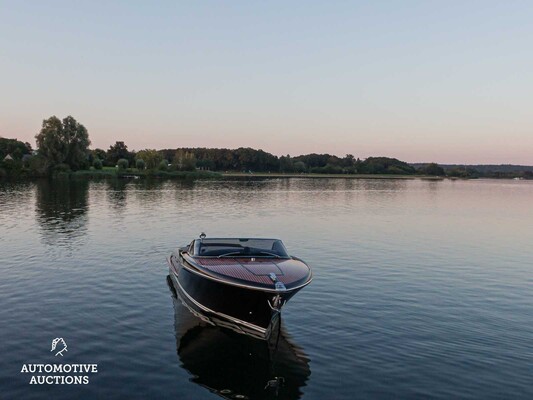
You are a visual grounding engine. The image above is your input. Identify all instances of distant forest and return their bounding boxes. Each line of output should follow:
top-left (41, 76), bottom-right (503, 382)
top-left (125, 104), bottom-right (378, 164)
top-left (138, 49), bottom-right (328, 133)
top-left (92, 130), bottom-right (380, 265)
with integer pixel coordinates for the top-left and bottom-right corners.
top-left (1, 115), bottom-right (532, 180)
top-left (411, 163), bottom-right (533, 179)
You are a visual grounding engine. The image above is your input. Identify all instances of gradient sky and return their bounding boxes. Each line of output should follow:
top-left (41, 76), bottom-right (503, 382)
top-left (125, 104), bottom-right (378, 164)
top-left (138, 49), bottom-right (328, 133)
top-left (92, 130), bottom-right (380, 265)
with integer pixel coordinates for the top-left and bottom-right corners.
top-left (1, 1), bottom-right (532, 164)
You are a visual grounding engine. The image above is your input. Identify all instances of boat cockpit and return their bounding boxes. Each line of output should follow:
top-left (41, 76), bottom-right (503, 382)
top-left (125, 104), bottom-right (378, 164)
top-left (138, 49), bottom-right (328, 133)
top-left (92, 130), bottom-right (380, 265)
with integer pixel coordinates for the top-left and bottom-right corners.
top-left (186, 238), bottom-right (290, 259)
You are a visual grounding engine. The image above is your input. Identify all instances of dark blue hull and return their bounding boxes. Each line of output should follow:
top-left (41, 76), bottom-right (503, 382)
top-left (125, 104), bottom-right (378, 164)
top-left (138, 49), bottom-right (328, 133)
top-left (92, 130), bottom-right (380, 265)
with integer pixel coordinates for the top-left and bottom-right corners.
top-left (168, 255), bottom-right (300, 339)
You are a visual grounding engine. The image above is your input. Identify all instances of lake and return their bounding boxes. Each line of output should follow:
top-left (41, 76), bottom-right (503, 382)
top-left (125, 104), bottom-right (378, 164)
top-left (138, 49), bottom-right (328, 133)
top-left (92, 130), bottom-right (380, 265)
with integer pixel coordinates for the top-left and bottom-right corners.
top-left (0, 178), bottom-right (531, 399)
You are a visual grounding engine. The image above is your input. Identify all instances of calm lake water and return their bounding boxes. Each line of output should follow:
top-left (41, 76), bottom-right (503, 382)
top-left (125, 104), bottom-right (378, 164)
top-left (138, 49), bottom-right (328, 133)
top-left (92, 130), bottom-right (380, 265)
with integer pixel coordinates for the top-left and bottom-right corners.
top-left (0, 178), bottom-right (531, 399)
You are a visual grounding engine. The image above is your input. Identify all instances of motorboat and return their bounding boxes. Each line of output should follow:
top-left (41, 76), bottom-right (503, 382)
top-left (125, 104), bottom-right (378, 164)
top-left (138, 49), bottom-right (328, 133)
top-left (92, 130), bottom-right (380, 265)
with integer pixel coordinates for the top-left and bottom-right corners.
top-left (167, 280), bottom-right (311, 400)
top-left (167, 234), bottom-right (312, 340)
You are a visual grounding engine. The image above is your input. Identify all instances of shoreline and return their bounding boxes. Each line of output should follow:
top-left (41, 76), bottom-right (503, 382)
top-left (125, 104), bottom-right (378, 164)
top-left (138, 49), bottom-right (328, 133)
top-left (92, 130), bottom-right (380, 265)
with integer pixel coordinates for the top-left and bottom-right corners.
top-left (2, 169), bottom-right (531, 182)
top-left (222, 172), bottom-right (449, 180)
top-left (71, 169), bottom-right (221, 179)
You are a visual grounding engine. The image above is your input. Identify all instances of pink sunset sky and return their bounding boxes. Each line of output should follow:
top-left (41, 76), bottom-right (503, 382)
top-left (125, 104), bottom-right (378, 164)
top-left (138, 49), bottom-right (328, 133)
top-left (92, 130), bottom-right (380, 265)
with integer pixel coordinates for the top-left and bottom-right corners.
top-left (1, 1), bottom-right (532, 164)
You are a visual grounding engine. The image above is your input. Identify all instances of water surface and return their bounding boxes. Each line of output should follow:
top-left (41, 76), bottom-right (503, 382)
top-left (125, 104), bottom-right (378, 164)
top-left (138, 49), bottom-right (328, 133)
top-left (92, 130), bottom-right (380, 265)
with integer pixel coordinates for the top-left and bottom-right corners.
top-left (0, 178), bottom-right (531, 399)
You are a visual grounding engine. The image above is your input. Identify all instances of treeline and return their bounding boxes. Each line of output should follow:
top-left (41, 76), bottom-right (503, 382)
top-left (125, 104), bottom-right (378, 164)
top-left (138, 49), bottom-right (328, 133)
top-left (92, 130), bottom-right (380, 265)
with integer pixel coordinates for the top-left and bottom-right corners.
top-left (90, 144), bottom-right (420, 175)
top-left (412, 163), bottom-right (533, 179)
top-left (158, 148), bottom-right (423, 175)
top-left (446, 164), bottom-right (532, 179)
top-left (0, 116), bottom-right (424, 178)
top-left (0, 137), bottom-right (37, 178)
top-left (2, 115), bottom-right (532, 179)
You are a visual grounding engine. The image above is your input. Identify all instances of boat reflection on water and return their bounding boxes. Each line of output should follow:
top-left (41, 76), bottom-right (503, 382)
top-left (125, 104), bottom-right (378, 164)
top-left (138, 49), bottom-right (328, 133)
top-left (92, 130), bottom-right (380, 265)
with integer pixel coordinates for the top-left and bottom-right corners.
top-left (167, 276), bottom-right (311, 400)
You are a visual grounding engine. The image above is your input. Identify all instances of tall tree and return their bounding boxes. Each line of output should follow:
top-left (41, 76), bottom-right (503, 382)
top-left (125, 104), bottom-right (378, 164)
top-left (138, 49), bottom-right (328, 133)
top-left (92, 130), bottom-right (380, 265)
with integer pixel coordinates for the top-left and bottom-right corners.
top-left (107, 141), bottom-right (132, 165)
top-left (279, 155), bottom-right (294, 172)
top-left (35, 116), bottom-right (91, 170)
top-left (91, 148), bottom-right (107, 164)
top-left (173, 149), bottom-right (197, 171)
top-left (136, 149), bottom-right (162, 170)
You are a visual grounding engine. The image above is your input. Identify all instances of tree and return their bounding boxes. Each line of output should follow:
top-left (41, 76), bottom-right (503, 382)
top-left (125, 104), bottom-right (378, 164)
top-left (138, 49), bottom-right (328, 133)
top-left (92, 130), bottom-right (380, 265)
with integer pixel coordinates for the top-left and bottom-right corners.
top-left (35, 116), bottom-right (91, 170)
top-left (294, 153), bottom-right (322, 168)
top-left (279, 155), bottom-right (294, 172)
top-left (173, 149), bottom-right (197, 171)
top-left (359, 157), bottom-right (416, 175)
top-left (159, 159), bottom-right (169, 171)
top-left (91, 148), bottom-right (107, 165)
top-left (293, 161), bottom-right (307, 172)
top-left (93, 159), bottom-right (103, 170)
top-left (136, 159), bottom-right (145, 170)
top-left (342, 154), bottom-right (355, 168)
top-left (117, 159), bottom-right (129, 170)
top-left (136, 149), bottom-right (162, 169)
top-left (0, 138), bottom-right (32, 160)
top-left (182, 153), bottom-right (197, 171)
top-left (419, 163), bottom-right (445, 176)
top-left (28, 154), bottom-right (47, 176)
top-left (107, 141), bottom-right (132, 166)
top-left (197, 158), bottom-right (215, 170)
top-left (447, 167), bottom-right (479, 178)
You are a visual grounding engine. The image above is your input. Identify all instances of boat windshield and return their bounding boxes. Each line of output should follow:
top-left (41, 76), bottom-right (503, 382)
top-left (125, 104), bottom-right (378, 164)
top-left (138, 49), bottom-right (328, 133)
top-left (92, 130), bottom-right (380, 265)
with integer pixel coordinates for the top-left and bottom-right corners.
top-left (196, 238), bottom-right (290, 258)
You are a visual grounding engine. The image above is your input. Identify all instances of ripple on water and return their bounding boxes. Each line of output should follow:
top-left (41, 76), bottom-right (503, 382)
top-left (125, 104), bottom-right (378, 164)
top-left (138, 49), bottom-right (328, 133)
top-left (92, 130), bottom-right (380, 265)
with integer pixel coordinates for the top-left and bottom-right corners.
top-left (0, 178), bottom-right (532, 399)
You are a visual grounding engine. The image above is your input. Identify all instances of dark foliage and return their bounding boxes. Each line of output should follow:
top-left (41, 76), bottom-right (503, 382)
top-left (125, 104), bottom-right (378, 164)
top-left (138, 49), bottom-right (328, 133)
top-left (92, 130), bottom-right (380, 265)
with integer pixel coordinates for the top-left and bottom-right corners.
top-left (90, 148), bottom-right (107, 165)
top-left (0, 138), bottom-right (32, 160)
top-left (107, 141), bottom-right (134, 166)
top-left (417, 162), bottom-right (445, 176)
top-left (117, 158), bottom-right (129, 170)
top-left (35, 116), bottom-right (91, 171)
top-left (359, 157), bottom-right (416, 175)
top-left (93, 159), bottom-right (103, 170)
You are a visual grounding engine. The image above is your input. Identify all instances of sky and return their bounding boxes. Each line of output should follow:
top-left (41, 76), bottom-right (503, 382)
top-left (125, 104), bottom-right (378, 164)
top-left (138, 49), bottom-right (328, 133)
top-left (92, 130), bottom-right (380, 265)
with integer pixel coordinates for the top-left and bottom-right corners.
top-left (1, 1), bottom-right (532, 164)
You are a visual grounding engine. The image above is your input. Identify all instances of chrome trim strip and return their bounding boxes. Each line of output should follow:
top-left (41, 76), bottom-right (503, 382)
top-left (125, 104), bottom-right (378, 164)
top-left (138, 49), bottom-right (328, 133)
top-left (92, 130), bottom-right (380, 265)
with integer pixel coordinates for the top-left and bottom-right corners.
top-left (168, 264), bottom-right (268, 335)
top-left (178, 253), bottom-right (313, 293)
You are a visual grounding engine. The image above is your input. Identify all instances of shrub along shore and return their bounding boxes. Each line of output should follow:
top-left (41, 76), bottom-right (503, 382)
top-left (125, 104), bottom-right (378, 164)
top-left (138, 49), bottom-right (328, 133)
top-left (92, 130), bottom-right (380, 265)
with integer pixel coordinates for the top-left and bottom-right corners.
top-left (71, 168), bottom-right (221, 180)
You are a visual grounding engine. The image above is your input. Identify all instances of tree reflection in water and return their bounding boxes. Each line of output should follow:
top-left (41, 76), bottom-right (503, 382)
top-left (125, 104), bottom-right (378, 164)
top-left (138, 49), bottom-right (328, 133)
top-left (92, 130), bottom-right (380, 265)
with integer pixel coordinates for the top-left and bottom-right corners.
top-left (105, 179), bottom-right (128, 216)
top-left (35, 179), bottom-right (89, 249)
top-left (167, 276), bottom-right (311, 400)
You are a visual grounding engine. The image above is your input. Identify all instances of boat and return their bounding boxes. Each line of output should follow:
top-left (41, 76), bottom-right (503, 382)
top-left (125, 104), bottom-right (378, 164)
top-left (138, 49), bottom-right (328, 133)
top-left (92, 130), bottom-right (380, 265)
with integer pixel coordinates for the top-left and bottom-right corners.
top-left (167, 276), bottom-right (311, 399)
top-left (167, 234), bottom-right (312, 340)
